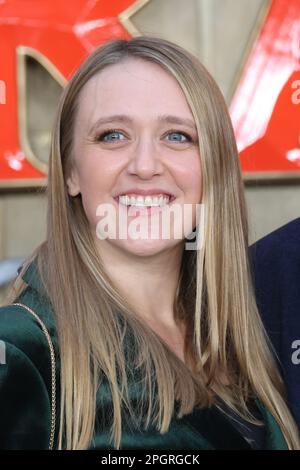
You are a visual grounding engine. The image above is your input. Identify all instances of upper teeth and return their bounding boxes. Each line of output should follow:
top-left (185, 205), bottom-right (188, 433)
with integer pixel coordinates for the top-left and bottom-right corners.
top-left (118, 194), bottom-right (170, 206)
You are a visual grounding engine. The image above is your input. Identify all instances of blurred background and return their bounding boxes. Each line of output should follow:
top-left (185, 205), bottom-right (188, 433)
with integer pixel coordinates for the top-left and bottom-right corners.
top-left (0, 0), bottom-right (299, 304)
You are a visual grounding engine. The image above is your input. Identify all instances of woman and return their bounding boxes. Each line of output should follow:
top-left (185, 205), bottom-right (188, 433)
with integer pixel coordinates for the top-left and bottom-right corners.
top-left (0, 36), bottom-right (299, 450)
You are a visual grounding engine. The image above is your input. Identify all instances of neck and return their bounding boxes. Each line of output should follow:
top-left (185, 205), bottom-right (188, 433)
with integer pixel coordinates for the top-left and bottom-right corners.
top-left (96, 239), bottom-right (184, 328)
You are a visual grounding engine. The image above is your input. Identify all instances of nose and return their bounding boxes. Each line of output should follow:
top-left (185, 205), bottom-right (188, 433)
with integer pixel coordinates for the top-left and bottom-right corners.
top-left (126, 138), bottom-right (164, 179)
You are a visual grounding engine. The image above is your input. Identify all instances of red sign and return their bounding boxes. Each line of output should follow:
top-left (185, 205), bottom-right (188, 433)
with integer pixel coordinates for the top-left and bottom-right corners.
top-left (0, 0), bottom-right (148, 188)
top-left (230, 0), bottom-right (300, 179)
top-left (1, 0), bottom-right (299, 186)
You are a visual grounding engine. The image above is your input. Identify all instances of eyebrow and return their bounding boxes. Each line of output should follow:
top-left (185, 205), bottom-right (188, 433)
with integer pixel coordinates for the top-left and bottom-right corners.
top-left (88, 114), bottom-right (197, 134)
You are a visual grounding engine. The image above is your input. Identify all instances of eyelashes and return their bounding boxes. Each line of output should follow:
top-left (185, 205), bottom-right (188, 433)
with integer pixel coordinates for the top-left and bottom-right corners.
top-left (95, 128), bottom-right (196, 144)
top-left (96, 129), bottom-right (126, 142)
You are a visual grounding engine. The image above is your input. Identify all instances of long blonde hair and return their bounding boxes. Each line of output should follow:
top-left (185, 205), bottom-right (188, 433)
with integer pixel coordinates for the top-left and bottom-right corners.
top-left (9, 36), bottom-right (299, 449)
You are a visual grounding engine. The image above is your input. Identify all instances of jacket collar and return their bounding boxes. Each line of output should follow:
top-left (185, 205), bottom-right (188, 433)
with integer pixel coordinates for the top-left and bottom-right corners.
top-left (18, 256), bottom-right (45, 295)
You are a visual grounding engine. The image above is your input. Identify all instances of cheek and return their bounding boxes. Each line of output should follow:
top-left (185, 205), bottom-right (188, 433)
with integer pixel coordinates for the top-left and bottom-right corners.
top-left (179, 156), bottom-right (202, 233)
top-left (76, 153), bottom-right (117, 228)
top-left (179, 157), bottom-right (202, 202)
top-left (77, 149), bottom-right (120, 194)
top-left (186, 173), bottom-right (202, 200)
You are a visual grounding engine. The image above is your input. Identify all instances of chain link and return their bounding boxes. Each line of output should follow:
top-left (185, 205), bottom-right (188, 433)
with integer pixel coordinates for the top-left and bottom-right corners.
top-left (12, 302), bottom-right (56, 450)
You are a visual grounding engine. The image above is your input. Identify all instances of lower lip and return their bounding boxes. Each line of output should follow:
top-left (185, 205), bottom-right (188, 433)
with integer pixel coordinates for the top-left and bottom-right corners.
top-left (113, 196), bottom-right (176, 216)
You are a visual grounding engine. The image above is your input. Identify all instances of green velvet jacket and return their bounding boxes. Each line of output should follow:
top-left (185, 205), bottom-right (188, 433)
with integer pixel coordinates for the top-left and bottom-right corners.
top-left (0, 259), bottom-right (288, 450)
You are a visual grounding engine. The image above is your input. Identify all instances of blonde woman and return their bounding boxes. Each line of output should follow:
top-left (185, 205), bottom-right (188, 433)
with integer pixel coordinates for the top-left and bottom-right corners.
top-left (0, 36), bottom-right (299, 450)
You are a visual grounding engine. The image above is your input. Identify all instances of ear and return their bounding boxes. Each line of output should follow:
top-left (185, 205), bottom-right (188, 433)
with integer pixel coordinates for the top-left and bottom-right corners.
top-left (66, 167), bottom-right (81, 197)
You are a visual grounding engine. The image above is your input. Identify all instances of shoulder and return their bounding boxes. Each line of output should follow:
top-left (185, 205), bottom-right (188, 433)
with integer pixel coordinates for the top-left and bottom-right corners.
top-left (250, 217), bottom-right (300, 265)
top-left (0, 281), bottom-right (59, 386)
top-left (249, 218), bottom-right (300, 305)
top-left (0, 302), bottom-right (51, 368)
top-left (249, 219), bottom-right (300, 431)
top-left (249, 218), bottom-right (300, 308)
top-left (0, 255), bottom-right (60, 449)
top-left (0, 302), bottom-right (55, 449)
top-left (249, 218), bottom-right (300, 332)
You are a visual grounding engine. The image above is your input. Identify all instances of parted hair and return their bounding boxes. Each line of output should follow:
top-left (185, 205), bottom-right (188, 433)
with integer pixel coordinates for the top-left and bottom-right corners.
top-left (10, 35), bottom-right (300, 449)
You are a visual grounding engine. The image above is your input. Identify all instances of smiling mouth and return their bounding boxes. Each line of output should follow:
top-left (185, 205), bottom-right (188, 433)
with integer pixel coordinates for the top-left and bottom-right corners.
top-left (113, 194), bottom-right (176, 216)
top-left (116, 194), bottom-right (175, 207)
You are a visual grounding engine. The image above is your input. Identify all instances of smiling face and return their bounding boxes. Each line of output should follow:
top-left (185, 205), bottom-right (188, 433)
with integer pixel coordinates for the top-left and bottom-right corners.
top-left (66, 58), bottom-right (202, 257)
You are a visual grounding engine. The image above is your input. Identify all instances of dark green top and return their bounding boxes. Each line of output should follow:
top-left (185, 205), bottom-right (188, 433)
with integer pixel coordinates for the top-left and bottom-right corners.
top-left (0, 259), bottom-right (288, 450)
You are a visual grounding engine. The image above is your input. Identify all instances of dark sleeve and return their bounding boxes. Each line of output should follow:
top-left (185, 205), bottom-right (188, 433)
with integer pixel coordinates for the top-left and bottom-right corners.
top-left (249, 218), bottom-right (300, 430)
top-left (0, 305), bottom-right (52, 449)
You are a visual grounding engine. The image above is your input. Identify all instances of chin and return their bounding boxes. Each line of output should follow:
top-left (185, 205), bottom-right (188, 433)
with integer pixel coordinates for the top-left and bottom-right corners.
top-left (112, 238), bottom-right (181, 257)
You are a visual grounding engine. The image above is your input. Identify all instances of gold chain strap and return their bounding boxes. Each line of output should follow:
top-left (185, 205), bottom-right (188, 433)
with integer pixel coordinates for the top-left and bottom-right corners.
top-left (12, 302), bottom-right (56, 450)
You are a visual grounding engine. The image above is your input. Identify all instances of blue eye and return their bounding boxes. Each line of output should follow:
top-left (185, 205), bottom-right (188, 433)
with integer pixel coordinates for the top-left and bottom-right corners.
top-left (96, 129), bottom-right (193, 143)
top-left (98, 130), bottom-right (125, 141)
top-left (166, 132), bottom-right (191, 142)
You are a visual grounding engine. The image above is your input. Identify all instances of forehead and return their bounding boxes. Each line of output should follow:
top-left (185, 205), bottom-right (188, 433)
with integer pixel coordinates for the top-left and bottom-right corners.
top-left (75, 58), bottom-right (195, 125)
